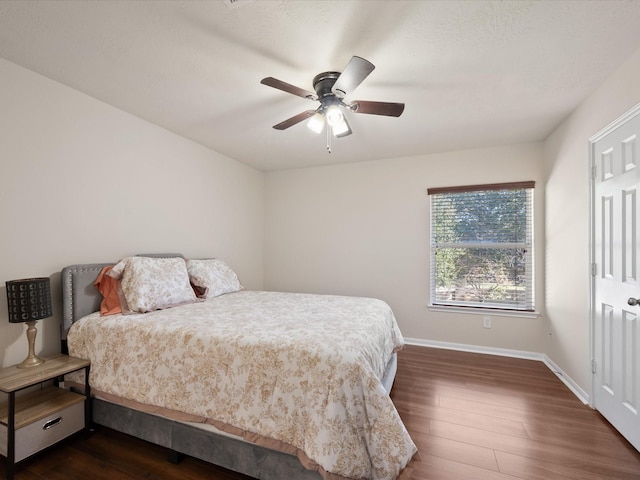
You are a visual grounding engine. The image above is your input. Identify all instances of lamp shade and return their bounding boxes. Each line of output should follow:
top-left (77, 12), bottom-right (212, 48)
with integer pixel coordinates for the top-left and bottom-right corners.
top-left (6, 277), bottom-right (52, 323)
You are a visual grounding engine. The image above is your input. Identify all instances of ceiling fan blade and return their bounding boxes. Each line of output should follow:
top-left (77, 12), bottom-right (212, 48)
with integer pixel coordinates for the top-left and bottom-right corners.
top-left (261, 77), bottom-right (317, 100)
top-left (351, 100), bottom-right (405, 117)
top-left (272, 110), bottom-right (317, 130)
top-left (331, 56), bottom-right (375, 98)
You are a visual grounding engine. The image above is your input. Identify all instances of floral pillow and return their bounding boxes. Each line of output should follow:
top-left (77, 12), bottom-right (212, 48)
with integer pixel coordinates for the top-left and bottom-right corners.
top-left (187, 258), bottom-right (243, 299)
top-left (107, 256), bottom-right (197, 313)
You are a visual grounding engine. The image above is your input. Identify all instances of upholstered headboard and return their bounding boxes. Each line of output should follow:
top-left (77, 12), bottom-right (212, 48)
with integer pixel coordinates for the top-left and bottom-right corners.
top-left (60, 254), bottom-right (183, 350)
top-left (60, 263), bottom-right (111, 343)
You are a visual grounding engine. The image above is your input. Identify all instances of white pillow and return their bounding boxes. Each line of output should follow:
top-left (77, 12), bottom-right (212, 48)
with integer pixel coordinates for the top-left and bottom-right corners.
top-left (187, 259), bottom-right (243, 299)
top-left (108, 256), bottom-right (197, 313)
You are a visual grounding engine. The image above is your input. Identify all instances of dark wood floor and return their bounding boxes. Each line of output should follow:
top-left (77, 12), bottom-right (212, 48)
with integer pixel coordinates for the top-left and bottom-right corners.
top-left (2, 345), bottom-right (640, 479)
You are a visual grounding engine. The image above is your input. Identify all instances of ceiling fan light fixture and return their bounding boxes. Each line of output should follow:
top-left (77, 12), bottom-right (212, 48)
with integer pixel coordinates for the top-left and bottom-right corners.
top-left (307, 112), bottom-right (325, 134)
top-left (325, 105), bottom-right (350, 137)
top-left (332, 116), bottom-right (351, 137)
top-left (325, 105), bottom-right (343, 127)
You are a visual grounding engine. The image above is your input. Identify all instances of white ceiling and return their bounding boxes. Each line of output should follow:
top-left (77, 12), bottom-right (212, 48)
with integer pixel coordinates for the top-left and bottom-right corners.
top-left (2, 0), bottom-right (640, 171)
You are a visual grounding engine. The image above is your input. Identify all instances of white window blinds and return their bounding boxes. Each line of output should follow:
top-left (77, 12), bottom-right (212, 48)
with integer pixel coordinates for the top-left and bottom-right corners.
top-left (428, 181), bottom-right (535, 311)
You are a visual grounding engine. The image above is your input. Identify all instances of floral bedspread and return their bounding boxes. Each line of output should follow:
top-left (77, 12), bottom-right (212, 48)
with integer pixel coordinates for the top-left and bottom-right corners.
top-left (67, 290), bottom-right (417, 479)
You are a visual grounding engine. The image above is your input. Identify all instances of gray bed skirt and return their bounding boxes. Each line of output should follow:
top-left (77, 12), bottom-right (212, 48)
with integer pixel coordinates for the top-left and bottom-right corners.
top-left (92, 398), bottom-right (322, 479)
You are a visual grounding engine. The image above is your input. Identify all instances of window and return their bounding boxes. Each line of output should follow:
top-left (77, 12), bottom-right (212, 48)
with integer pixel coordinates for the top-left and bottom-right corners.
top-left (428, 181), bottom-right (535, 312)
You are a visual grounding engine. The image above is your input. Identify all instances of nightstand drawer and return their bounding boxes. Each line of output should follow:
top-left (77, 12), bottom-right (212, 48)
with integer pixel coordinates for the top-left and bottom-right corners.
top-left (0, 390), bottom-right (85, 462)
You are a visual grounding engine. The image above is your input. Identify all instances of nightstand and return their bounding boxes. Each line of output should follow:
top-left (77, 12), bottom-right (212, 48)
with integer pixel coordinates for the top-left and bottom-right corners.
top-left (0, 354), bottom-right (90, 480)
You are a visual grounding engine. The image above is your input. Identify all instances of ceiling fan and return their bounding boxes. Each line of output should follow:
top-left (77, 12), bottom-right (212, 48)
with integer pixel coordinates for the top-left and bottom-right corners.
top-left (261, 56), bottom-right (404, 151)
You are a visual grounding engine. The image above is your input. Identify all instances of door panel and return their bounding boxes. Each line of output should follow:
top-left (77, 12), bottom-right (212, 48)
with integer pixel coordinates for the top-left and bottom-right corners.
top-left (592, 106), bottom-right (640, 452)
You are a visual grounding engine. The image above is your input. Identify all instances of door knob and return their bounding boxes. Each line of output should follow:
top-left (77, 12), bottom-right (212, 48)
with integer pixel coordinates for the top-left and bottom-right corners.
top-left (628, 297), bottom-right (640, 306)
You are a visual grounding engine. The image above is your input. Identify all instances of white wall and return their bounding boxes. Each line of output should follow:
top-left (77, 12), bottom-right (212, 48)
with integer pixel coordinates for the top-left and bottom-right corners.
top-left (265, 143), bottom-right (546, 353)
top-left (5, 37), bottom-right (640, 401)
top-left (0, 58), bottom-right (265, 368)
top-left (543, 45), bottom-right (640, 398)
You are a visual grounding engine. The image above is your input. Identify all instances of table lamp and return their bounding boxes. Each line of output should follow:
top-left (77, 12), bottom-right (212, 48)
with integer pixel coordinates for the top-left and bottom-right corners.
top-left (6, 277), bottom-right (52, 368)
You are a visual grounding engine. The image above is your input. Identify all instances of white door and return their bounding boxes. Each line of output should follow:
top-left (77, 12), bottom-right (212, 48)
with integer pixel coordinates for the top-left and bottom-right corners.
top-left (592, 104), bottom-right (640, 452)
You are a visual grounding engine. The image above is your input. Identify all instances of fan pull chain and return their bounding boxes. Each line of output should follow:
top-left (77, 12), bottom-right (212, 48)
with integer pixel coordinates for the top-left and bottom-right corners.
top-left (326, 124), bottom-right (332, 153)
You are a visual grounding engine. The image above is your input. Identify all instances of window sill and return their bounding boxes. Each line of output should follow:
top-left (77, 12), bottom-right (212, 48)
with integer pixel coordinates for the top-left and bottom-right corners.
top-left (427, 304), bottom-right (540, 319)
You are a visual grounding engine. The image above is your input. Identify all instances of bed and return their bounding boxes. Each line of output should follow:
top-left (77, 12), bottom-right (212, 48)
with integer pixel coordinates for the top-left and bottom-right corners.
top-left (60, 254), bottom-right (416, 480)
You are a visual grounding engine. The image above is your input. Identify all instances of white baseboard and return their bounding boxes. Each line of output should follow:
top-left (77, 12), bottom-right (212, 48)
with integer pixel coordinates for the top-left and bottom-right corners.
top-left (541, 354), bottom-right (589, 405)
top-left (404, 338), bottom-right (590, 405)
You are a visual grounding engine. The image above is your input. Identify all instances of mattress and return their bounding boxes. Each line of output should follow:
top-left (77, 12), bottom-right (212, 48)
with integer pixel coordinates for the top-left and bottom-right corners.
top-left (66, 290), bottom-right (417, 480)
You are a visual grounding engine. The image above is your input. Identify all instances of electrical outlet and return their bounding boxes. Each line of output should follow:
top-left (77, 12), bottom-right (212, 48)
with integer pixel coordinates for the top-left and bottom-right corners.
top-left (483, 316), bottom-right (492, 329)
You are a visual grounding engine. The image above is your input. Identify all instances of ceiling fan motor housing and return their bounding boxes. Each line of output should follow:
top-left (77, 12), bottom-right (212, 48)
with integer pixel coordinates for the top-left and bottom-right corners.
top-left (312, 71), bottom-right (341, 97)
top-left (313, 71), bottom-right (344, 112)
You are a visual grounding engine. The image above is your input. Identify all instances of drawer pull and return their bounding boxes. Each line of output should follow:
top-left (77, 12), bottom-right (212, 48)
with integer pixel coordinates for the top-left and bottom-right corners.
top-left (43, 417), bottom-right (63, 430)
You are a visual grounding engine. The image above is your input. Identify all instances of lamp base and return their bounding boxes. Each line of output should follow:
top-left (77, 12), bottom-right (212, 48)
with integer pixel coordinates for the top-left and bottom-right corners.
top-left (16, 320), bottom-right (45, 369)
top-left (17, 355), bottom-right (45, 369)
